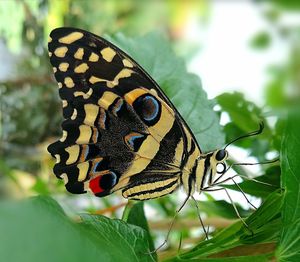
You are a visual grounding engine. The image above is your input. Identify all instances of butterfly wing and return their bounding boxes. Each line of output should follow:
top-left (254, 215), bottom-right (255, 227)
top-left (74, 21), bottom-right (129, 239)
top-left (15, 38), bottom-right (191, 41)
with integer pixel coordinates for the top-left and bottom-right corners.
top-left (48, 27), bottom-right (201, 200)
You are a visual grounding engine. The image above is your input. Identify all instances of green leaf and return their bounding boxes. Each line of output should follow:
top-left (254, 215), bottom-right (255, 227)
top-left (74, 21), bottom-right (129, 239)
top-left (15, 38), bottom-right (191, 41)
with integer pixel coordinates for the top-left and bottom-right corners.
top-left (250, 31), bottom-right (271, 49)
top-left (127, 202), bottom-right (156, 258)
top-left (110, 32), bottom-right (225, 152)
top-left (272, 0), bottom-right (300, 10)
top-left (216, 92), bottom-right (273, 159)
top-left (81, 214), bottom-right (155, 262)
top-left (0, 196), bottom-right (153, 262)
top-left (170, 190), bottom-right (283, 260)
top-left (217, 92), bottom-right (263, 133)
top-left (276, 108), bottom-right (300, 261)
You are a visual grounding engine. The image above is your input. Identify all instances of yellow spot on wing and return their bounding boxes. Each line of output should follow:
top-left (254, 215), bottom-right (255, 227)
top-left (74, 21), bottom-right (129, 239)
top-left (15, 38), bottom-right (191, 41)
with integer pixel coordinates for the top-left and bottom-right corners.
top-left (59, 62), bottom-right (69, 72)
top-left (122, 59), bottom-right (134, 68)
top-left (89, 53), bottom-right (99, 62)
top-left (89, 76), bottom-right (106, 84)
top-left (76, 125), bottom-right (92, 144)
top-left (53, 67), bottom-right (57, 73)
top-left (55, 154), bottom-right (61, 164)
top-left (74, 88), bottom-right (93, 99)
top-left (124, 88), bottom-right (148, 105)
top-left (112, 68), bottom-right (132, 85)
top-left (62, 100), bottom-right (68, 108)
top-left (89, 69), bottom-right (132, 88)
top-left (74, 48), bottom-right (84, 59)
top-left (84, 104), bottom-right (99, 126)
top-left (65, 145), bottom-right (80, 165)
top-left (71, 109), bottom-right (77, 120)
top-left (54, 46), bottom-right (68, 57)
top-left (58, 82), bottom-right (63, 88)
top-left (60, 130), bottom-right (67, 142)
top-left (100, 47), bottom-right (116, 62)
top-left (77, 162), bottom-right (89, 181)
top-left (98, 91), bottom-right (118, 110)
top-left (74, 63), bottom-right (89, 73)
top-left (64, 77), bottom-right (75, 88)
top-left (58, 32), bottom-right (83, 44)
top-left (60, 173), bottom-right (68, 184)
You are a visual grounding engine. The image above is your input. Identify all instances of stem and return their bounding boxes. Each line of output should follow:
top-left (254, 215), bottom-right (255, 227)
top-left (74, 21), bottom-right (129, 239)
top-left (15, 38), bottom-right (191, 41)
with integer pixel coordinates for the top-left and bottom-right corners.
top-left (121, 200), bottom-right (135, 221)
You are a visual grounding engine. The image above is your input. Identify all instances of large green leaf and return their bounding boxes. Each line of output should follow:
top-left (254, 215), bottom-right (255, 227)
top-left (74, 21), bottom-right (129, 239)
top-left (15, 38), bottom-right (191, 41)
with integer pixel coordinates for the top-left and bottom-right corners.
top-left (110, 33), bottom-right (224, 152)
top-left (0, 196), bottom-right (153, 262)
top-left (166, 190), bottom-right (283, 261)
top-left (276, 108), bottom-right (300, 261)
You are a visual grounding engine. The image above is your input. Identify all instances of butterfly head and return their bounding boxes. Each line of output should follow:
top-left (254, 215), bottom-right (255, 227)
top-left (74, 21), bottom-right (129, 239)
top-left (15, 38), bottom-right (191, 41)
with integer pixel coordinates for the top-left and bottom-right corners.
top-left (197, 123), bottom-right (265, 190)
top-left (211, 148), bottom-right (229, 176)
top-left (194, 148), bottom-right (229, 192)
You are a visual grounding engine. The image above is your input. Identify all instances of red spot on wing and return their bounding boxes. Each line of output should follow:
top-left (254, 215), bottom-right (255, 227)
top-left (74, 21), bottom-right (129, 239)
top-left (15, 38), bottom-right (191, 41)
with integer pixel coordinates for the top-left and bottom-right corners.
top-left (89, 176), bottom-right (104, 194)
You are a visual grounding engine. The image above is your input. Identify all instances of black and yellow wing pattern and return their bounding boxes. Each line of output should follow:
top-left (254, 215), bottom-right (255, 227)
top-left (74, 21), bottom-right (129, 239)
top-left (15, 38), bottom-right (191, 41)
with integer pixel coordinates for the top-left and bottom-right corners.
top-left (48, 27), bottom-right (203, 200)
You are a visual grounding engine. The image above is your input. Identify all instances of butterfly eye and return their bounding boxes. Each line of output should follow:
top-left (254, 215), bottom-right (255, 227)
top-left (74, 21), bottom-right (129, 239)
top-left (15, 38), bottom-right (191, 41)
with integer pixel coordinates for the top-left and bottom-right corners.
top-left (216, 149), bottom-right (226, 161)
top-left (216, 163), bottom-right (226, 174)
top-left (133, 94), bottom-right (161, 124)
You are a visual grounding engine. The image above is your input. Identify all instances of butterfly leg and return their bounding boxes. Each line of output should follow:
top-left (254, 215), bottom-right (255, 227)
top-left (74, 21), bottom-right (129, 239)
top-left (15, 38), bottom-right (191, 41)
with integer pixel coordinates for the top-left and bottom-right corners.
top-left (207, 175), bottom-right (257, 210)
top-left (201, 187), bottom-right (253, 235)
top-left (191, 196), bottom-right (209, 240)
top-left (148, 194), bottom-right (190, 254)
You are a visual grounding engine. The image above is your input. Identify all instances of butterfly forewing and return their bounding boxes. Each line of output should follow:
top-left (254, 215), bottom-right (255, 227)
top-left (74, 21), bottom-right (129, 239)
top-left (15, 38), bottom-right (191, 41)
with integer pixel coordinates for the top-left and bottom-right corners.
top-left (48, 27), bottom-right (201, 199)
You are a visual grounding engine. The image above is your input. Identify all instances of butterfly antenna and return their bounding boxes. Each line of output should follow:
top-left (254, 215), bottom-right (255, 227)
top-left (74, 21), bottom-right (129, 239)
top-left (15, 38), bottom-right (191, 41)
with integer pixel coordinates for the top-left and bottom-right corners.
top-left (232, 158), bottom-right (279, 167)
top-left (224, 122), bottom-right (264, 150)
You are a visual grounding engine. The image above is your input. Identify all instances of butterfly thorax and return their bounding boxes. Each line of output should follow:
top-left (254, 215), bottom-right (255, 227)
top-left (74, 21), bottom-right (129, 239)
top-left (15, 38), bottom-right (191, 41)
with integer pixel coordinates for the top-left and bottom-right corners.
top-left (181, 147), bottom-right (229, 196)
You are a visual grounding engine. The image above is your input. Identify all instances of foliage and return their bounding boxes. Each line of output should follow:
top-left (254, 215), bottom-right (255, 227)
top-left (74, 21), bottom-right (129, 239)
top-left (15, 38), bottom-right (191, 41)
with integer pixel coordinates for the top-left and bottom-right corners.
top-left (0, 196), bottom-right (154, 262)
top-left (0, 1), bottom-right (299, 262)
top-left (276, 107), bottom-right (300, 261)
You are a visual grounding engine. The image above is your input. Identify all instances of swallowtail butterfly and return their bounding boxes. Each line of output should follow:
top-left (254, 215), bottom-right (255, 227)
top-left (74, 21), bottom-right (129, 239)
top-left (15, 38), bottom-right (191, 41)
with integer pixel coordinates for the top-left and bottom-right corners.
top-left (48, 28), bottom-right (230, 201)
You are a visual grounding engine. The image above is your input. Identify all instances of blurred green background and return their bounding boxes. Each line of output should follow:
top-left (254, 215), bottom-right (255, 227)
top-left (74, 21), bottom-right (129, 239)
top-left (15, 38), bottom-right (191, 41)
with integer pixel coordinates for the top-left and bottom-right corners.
top-left (0, 0), bottom-right (299, 261)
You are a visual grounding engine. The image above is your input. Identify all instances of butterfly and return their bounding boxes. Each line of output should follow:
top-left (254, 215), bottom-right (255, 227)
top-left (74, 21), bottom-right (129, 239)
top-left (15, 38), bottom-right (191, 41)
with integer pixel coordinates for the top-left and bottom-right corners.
top-left (47, 27), bottom-right (231, 201)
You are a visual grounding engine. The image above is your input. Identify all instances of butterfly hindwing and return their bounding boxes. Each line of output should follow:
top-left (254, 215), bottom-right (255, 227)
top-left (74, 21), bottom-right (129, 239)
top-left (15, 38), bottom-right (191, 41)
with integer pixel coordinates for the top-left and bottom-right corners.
top-left (48, 27), bottom-right (201, 199)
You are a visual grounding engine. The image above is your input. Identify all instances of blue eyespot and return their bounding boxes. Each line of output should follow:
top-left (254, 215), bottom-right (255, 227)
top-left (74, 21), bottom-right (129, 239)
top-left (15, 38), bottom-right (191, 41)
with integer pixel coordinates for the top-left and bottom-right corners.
top-left (124, 132), bottom-right (147, 151)
top-left (133, 94), bottom-right (161, 125)
top-left (128, 134), bottom-right (144, 148)
top-left (142, 96), bottom-right (159, 121)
